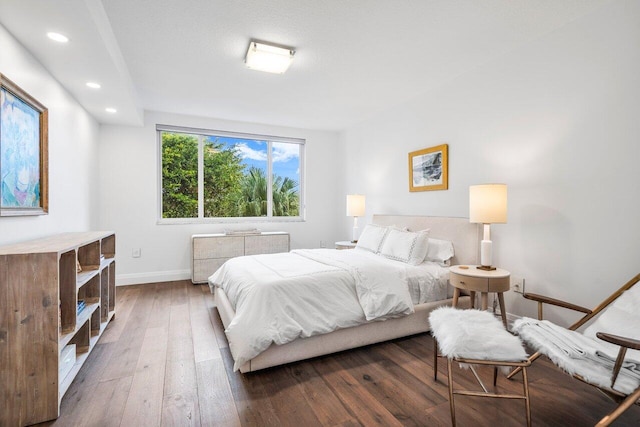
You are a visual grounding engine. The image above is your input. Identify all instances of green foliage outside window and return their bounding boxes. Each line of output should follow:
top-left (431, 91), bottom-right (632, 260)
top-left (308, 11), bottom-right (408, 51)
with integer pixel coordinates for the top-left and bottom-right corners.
top-left (203, 138), bottom-right (245, 217)
top-left (162, 133), bottom-right (198, 218)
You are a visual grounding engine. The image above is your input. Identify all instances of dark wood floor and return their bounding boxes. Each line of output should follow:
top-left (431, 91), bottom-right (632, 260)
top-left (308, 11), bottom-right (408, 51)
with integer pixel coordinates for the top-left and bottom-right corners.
top-left (39, 280), bottom-right (640, 426)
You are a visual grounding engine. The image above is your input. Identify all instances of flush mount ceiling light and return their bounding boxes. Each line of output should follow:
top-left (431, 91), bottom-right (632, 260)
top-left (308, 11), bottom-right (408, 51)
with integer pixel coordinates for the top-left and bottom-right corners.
top-left (47, 32), bottom-right (69, 43)
top-left (86, 82), bottom-right (101, 89)
top-left (105, 107), bottom-right (117, 113)
top-left (245, 41), bottom-right (295, 74)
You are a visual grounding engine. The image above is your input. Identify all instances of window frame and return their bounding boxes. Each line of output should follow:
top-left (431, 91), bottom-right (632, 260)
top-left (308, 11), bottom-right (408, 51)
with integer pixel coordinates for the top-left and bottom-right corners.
top-left (156, 124), bottom-right (305, 224)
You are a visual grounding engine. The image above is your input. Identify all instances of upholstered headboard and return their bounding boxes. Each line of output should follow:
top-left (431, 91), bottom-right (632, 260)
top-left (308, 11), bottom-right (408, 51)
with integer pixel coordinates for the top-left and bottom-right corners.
top-left (372, 215), bottom-right (480, 266)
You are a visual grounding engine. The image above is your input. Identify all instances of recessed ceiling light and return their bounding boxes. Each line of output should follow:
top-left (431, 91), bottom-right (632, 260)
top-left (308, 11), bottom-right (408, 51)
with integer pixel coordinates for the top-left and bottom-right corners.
top-left (47, 32), bottom-right (69, 43)
top-left (245, 41), bottom-right (295, 74)
top-left (105, 108), bottom-right (117, 113)
top-left (86, 82), bottom-right (101, 89)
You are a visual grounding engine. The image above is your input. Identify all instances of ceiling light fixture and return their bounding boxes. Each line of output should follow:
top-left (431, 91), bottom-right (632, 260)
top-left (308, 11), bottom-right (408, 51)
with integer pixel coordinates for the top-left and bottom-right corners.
top-left (245, 41), bottom-right (295, 74)
top-left (105, 107), bottom-right (117, 113)
top-left (86, 82), bottom-right (101, 89)
top-left (47, 32), bottom-right (69, 43)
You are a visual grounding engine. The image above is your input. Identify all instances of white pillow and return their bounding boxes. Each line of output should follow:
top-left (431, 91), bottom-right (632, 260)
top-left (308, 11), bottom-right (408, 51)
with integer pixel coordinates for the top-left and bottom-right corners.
top-left (379, 229), bottom-right (430, 265)
top-left (425, 238), bottom-right (455, 266)
top-left (355, 224), bottom-right (389, 253)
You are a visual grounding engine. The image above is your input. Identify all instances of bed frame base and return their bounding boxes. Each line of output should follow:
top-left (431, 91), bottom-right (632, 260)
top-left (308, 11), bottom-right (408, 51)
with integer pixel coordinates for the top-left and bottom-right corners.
top-left (214, 288), bottom-right (470, 373)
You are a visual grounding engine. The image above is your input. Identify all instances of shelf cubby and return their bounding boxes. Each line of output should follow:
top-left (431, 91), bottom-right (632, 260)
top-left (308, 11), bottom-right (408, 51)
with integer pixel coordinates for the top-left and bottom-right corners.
top-left (78, 240), bottom-right (100, 271)
top-left (108, 261), bottom-right (116, 313)
top-left (69, 317), bottom-right (91, 354)
top-left (77, 268), bottom-right (100, 289)
top-left (100, 265), bottom-right (109, 322)
top-left (90, 306), bottom-right (101, 337)
top-left (59, 250), bottom-right (77, 333)
top-left (101, 234), bottom-right (116, 259)
top-left (78, 274), bottom-right (100, 304)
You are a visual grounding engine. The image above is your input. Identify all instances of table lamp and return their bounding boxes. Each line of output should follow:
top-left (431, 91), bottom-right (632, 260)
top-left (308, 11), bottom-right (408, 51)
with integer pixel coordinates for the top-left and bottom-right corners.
top-left (346, 194), bottom-right (366, 243)
top-left (469, 184), bottom-right (507, 270)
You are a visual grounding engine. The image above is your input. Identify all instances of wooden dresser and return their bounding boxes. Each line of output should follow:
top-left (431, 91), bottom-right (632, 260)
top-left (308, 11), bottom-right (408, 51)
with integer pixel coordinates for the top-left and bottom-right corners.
top-left (191, 232), bottom-right (290, 283)
top-left (0, 232), bottom-right (116, 426)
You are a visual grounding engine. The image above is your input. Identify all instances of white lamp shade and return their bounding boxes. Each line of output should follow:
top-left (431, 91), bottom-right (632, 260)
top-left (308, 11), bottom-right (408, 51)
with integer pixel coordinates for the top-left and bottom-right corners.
top-left (469, 184), bottom-right (507, 224)
top-left (245, 41), bottom-right (294, 74)
top-left (346, 194), bottom-right (366, 217)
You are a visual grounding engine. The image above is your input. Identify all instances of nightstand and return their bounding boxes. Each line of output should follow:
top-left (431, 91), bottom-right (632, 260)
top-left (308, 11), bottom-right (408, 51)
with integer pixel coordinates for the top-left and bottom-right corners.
top-left (449, 265), bottom-right (510, 328)
top-left (335, 241), bottom-right (357, 250)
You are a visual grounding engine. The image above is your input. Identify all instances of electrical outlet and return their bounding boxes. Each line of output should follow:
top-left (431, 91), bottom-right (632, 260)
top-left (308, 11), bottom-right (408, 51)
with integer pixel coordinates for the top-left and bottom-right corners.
top-left (511, 276), bottom-right (524, 293)
top-left (320, 240), bottom-right (327, 248)
top-left (132, 248), bottom-right (141, 258)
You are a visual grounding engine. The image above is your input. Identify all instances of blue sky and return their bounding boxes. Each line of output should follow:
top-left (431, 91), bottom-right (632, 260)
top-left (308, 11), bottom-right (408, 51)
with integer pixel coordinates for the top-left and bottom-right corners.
top-left (211, 136), bottom-right (300, 183)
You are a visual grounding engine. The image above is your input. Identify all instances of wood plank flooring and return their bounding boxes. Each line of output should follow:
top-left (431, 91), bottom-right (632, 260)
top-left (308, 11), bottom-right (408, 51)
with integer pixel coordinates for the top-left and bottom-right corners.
top-left (37, 280), bottom-right (640, 426)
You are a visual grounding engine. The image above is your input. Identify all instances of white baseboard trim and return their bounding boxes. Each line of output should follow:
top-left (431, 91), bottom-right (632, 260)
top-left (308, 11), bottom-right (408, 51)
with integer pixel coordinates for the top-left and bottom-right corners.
top-left (116, 269), bottom-right (191, 286)
top-left (491, 307), bottom-right (523, 328)
top-left (506, 312), bottom-right (522, 327)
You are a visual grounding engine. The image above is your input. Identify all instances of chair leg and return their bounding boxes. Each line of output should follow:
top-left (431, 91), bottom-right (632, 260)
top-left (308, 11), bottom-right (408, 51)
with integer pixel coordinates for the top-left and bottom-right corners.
top-left (507, 351), bottom-right (542, 380)
top-left (441, 357), bottom-right (531, 427)
top-left (447, 358), bottom-right (456, 427)
top-left (522, 367), bottom-right (531, 427)
top-left (434, 338), bottom-right (439, 381)
top-left (595, 387), bottom-right (640, 427)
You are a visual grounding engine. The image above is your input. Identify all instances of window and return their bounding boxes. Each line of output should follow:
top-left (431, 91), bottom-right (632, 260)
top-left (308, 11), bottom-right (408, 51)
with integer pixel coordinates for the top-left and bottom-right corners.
top-left (158, 125), bottom-right (304, 221)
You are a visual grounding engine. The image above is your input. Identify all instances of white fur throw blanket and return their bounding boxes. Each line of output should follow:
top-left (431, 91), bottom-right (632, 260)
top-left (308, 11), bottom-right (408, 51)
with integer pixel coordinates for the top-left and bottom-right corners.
top-left (513, 317), bottom-right (640, 395)
top-left (429, 307), bottom-right (528, 364)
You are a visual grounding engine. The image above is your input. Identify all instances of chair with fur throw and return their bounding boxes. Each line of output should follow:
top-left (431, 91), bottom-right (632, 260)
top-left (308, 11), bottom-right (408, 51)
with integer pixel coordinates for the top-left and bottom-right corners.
top-left (430, 307), bottom-right (531, 427)
top-left (510, 273), bottom-right (640, 427)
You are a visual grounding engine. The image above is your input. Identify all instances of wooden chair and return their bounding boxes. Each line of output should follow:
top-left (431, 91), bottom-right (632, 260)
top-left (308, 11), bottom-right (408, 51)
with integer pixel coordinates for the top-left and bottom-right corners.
top-left (508, 273), bottom-right (640, 426)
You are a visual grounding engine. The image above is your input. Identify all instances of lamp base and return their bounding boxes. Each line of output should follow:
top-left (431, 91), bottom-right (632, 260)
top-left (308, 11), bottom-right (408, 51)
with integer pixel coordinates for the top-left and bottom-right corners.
top-left (476, 265), bottom-right (497, 271)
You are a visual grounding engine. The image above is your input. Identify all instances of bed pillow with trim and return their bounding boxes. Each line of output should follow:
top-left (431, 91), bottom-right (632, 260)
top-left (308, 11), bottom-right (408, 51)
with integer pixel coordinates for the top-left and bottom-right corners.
top-left (379, 229), bottom-right (430, 265)
top-left (355, 224), bottom-right (389, 253)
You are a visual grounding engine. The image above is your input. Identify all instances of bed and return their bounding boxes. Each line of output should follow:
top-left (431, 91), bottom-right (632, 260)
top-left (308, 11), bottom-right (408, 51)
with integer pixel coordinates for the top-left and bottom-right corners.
top-left (209, 215), bottom-right (480, 373)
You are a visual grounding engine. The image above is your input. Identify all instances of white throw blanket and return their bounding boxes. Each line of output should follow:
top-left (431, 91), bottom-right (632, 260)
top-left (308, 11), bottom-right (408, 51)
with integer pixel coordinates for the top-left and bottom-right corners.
top-left (209, 248), bottom-right (417, 371)
top-left (513, 318), bottom-right (640, 394)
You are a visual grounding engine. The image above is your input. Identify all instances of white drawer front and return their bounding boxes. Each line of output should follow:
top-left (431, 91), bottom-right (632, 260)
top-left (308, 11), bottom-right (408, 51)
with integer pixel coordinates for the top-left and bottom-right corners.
top-left (193, 236), bottom-right (244, 259)
top-left (192, 258), bottom-right (230, 283)
top-left (244, 234), bottom-right (290, 255)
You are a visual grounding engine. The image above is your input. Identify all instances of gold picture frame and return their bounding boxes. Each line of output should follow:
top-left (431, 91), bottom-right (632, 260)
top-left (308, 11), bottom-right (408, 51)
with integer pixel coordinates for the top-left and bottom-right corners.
top-left (409, 144), bottom-right (448, 192)
top-left (0, 73), bottom-right (49, 216)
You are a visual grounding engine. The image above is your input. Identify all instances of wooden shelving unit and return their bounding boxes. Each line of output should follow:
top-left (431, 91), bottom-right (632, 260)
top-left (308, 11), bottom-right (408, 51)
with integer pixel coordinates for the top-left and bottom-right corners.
top-left (0, 231), bottom-right (116, 426)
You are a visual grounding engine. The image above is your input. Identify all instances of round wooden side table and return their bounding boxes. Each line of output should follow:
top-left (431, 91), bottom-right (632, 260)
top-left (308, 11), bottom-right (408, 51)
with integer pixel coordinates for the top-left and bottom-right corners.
top-left (449, 265), bottom-right (510, 328)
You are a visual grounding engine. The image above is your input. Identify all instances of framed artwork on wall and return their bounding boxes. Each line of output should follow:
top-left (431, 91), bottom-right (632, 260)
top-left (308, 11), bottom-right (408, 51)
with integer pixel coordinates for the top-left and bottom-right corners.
top-left (408, 143), bottom-right (448, 192)
top-left (0, 73), bottom-right (48, 216)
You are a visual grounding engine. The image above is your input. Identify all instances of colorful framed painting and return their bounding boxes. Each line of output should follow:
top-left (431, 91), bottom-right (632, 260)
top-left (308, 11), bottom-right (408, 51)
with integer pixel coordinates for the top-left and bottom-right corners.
top-left (0, 74), bottom-right (48, 216)
top-left (408, 143), bottom-right (448, 192)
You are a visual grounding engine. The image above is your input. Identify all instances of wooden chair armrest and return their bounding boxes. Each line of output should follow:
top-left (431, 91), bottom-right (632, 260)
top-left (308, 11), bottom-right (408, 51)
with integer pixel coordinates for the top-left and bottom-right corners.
top-left (596, 332), bottom-right (640, 350)
top-left (523, 292), bottom-right (592, 314)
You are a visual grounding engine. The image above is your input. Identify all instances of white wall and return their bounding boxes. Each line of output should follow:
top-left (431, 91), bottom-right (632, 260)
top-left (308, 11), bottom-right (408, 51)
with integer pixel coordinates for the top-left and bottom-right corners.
top-left (342, 0), bottom-right (640, 322)
top-left (99, 110), bottom-right (344, 285)
top-left (0, 24), bottom-right (99, 245)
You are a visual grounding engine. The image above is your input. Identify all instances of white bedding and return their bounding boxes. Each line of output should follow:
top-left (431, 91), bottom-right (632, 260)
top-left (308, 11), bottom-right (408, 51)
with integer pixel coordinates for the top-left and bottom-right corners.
top-left (209, 248), bottom-right (449, 371)
top-left (405, 261), bottom-right (449, 304)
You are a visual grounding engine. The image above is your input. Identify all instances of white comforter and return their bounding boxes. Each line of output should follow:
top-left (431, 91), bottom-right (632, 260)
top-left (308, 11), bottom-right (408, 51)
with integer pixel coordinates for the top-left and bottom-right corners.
top-left (209, 248), bottom-right (439, 371)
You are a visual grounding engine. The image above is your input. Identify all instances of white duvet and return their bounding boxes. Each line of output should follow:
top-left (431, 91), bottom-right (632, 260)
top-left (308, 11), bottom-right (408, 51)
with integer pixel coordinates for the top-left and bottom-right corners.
top-left (209, 248), bottom-right (446, 371)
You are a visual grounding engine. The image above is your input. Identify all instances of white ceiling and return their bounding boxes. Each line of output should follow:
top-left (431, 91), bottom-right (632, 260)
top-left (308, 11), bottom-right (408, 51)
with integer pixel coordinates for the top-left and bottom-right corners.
top-left (0, 0), bottom-right (608, 130)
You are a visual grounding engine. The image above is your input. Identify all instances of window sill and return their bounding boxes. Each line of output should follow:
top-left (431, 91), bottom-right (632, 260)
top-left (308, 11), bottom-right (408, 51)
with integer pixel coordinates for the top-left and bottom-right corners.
top-left (156, 216), bottom-right (305, 225)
